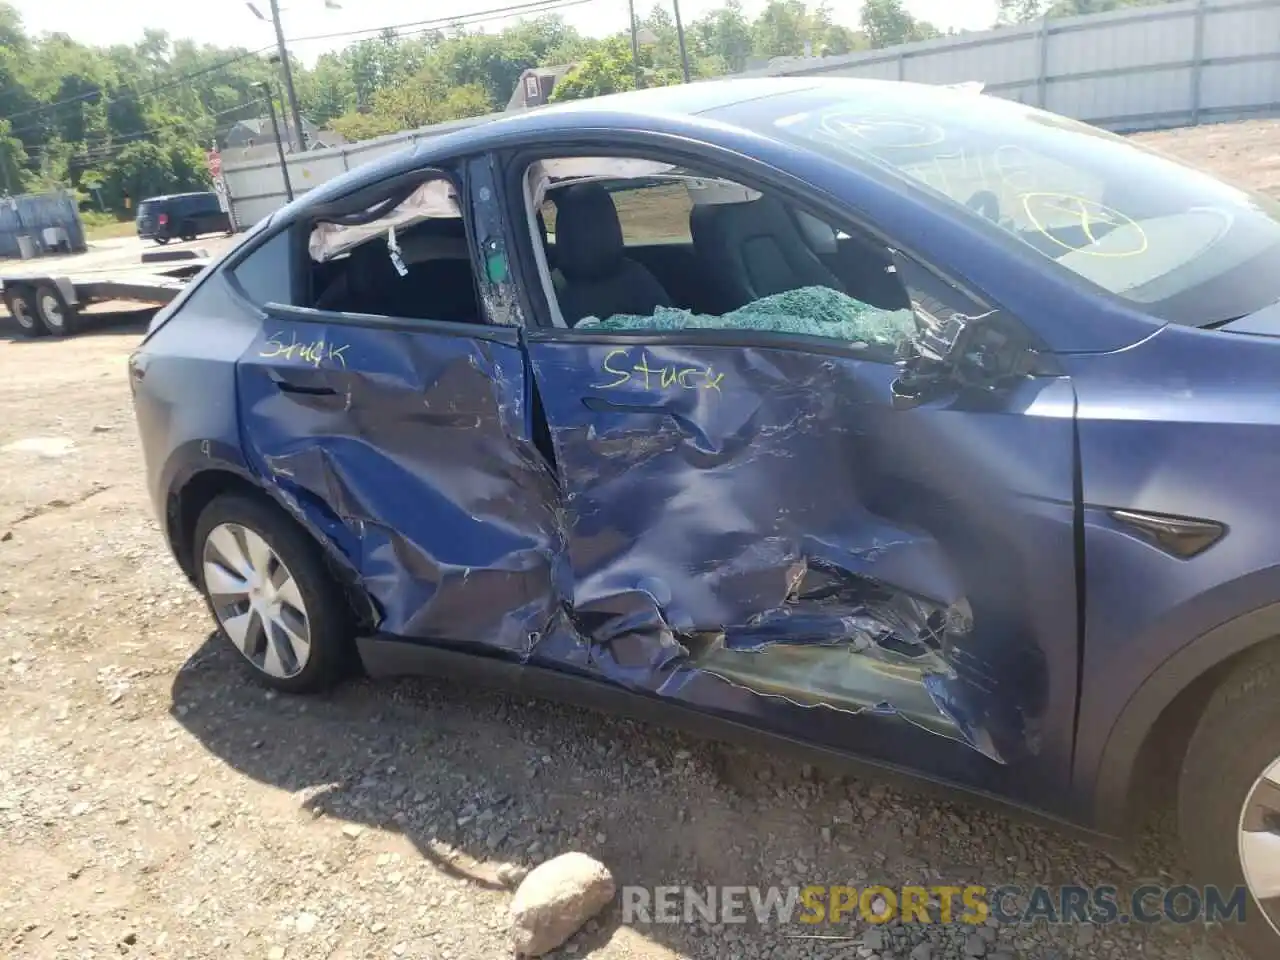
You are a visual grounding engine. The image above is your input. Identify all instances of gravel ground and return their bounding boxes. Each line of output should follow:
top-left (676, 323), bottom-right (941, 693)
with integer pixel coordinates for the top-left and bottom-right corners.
top-left (3, 118), bottom-right (1277, 960)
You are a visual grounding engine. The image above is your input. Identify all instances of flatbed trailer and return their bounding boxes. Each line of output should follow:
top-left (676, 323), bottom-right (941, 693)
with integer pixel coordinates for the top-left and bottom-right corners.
top-left (0, 257), bottom-right (210, 338)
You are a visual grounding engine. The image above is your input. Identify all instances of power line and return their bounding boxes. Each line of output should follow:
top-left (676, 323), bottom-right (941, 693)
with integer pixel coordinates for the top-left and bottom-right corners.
top-left (7, 0), bottom-right (602, 162)
top-left (1, 45), bottom-right (276, 130)
top-left (5, 0), bottom-right (598, 134)
top-left (77, 97), bottom-right (268, 150)
top-left (25, 98), bottom-right (268, 163)
top-left (285, 0), bottom-right (597, 46)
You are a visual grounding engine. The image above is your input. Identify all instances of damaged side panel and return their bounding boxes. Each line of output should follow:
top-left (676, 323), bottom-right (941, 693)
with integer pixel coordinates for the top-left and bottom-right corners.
top-left (235, 306), bottom-right (1078, 803)
top-left (523, 335), bottom-right (1080, 802)
top-left (236, 316), bottom-right (566, 652)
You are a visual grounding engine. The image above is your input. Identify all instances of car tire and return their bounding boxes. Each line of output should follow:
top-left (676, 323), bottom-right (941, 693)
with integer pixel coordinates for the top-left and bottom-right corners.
top-left (179, 221), bottom-right (197, 242)
top-left (1178, 645), bottom-right (1280, 959)
top-left (193, 493), bottom-right (354, 695)
top-left (32, 283), bottom-right (77, 337)
top-left (154, 235), bottom-right (170, 245)
top-left (4, 285), bottom-right (45, 338)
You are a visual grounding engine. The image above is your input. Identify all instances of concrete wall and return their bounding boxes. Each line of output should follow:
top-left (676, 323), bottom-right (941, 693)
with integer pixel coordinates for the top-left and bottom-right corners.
top-left (223, 0), bottom-right (1280, 228)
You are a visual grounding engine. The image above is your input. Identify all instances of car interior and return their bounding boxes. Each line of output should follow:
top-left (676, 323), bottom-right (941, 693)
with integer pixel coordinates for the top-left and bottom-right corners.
top-left (311, 215), bottom-right (481, 323)
top-left (526, 159), bottom-right (913, 332)
top-left (306, 177), bottom-right (485, 324)
top-left (300, 162), bottom-right (914, 339)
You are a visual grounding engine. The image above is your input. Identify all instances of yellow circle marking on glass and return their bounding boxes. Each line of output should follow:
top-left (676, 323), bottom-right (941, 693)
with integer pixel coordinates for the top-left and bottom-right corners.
top-left (1020, 192), bottom-right (1148, 257)
top-left (821, 114), bottom-right (947, 150)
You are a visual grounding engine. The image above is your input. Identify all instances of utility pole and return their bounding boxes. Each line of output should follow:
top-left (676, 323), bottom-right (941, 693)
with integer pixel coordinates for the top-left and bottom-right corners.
top-left (260, 82), bottom-right (295, 202)
top-left (672, 0), bottom-right (691, 84)
top-left (627, 0), bottom-right (642, 90)
top-left (267, 0), bottom-right (306, 152)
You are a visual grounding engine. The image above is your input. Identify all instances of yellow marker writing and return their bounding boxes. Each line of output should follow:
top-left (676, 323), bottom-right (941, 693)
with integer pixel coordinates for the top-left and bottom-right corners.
top-left (260, 330), bottom-right (350, 369)
top-left (1020, 192), bottom-right (1148, 258)
top-left (591, 347), bottom-right (725, 394)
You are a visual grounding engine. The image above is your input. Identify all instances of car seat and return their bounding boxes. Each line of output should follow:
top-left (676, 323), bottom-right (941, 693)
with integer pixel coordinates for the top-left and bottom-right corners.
top-left (550, 182), bottom-right (672, 325)
top-left (689, 195), bottom-right (845, 313)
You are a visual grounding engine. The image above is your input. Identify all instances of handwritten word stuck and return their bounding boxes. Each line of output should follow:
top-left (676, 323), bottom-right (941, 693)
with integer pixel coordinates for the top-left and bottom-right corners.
top-left (594, 348), bottom-right (725, 393)
top-left (259, 330), bottom-right (350, 369)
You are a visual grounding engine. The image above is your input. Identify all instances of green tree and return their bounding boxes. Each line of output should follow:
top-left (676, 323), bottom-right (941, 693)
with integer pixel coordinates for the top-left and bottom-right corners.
top-left (997, 0), bottom-right (1170, 21)
top-left (298, 52), bottom-right (357, 127)
top-left (0, 0), bottom-right (880, 196)
top-left (752, 0), bottom-right (810, 57)
top-left (0, 118), bottom-right (29, 192)
top-left (861, 0), bottom-right (940, 48)
top-left (808, 4), bottom-right (867, 56)
top-left (549, 36), bottom-right (681, 102)
top-left (549, 37), bottom-right (640, 101)
top-left (997, 0), bottom-right (1048, 21)
top-left (690, 1), bottom-right (754, 72)
top-left (328, 111), bottom-right (400, 142)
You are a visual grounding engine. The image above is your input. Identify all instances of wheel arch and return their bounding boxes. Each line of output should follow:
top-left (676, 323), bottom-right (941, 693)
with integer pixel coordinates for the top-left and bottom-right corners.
top-left (167, 467), bottom-right (262, 584)
top-left (168, 465), bottom-right (381, 633)
top-left (1094, 602), bottom-right (1280, 835)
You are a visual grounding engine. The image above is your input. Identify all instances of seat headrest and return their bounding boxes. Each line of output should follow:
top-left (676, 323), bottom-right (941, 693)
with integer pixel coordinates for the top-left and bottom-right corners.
top-left (552, 182), bottom-right (625, 282)
top-left (792, 209), bottom-right (839, 255)
top-left (690, 194), bottom-right (801, 245)
top-left (398, 231), bottom-right (469, 264)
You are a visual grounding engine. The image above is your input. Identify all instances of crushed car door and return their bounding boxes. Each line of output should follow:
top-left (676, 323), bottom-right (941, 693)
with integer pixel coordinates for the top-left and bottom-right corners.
top-left (520, 216), bottom-right (1080, 809)
top-left (234, 169), bottom-right (562, 654)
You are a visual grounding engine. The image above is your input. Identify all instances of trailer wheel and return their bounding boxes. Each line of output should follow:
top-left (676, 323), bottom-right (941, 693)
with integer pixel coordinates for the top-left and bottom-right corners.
top-left (33, 284), bottom-right (78, 337)
top-left (3, 285), bottom-right (45, 338)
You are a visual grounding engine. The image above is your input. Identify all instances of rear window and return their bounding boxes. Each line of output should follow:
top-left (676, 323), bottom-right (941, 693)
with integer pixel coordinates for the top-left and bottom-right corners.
top-left (308, 178), bottom-right (461, 262)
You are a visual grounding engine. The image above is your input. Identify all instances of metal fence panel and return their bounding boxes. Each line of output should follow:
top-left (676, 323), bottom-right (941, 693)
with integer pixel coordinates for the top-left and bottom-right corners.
top-left (846, 57), bottom-right (901, 81)
top-left (1200, 58), bottom-right (1280, 109)
top-left (917, 38), bottom-right (1037, 87)
top-left (1203, 5), bottom-right (1280, 57)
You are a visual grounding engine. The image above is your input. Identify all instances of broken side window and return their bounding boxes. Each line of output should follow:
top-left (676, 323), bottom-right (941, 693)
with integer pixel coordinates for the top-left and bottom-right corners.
top-left (528, 157), bottom-right (916, 351)
top-left (307, 174), bottom-right (485, 325)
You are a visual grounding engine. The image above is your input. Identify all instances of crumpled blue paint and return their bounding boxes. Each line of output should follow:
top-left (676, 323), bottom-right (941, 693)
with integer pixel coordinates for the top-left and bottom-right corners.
top-left (237, 308), bottom-right (1040, 768)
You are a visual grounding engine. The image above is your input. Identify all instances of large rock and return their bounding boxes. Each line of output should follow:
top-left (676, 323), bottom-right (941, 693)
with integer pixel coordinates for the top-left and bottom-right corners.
top-left (508, 852), bottom-right (615, 957)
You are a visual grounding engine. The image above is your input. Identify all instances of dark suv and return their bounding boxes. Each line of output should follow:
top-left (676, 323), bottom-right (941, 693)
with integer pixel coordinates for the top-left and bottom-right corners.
top-left (135, 191), bottom-right (231, 245)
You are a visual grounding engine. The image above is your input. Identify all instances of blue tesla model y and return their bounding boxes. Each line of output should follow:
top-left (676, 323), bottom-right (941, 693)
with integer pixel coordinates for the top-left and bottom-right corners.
top-left (129, 78), bottom-right (1280, 955)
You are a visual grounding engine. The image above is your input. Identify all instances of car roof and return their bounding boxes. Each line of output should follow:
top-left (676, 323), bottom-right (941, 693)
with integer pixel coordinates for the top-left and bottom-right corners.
top-left (284, 77), bottom-right (983, 220)
top-left (142, 191), bottom-right (216, 203)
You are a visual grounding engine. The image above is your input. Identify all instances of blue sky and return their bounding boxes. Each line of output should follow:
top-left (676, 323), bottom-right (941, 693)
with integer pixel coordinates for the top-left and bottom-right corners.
top-left (9, 0), bottom-right (1000, 64)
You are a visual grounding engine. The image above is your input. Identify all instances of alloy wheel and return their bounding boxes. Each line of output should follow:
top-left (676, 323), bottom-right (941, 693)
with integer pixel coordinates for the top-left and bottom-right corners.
top-left (1239, 756), bottom-right (1280, 935)
top-left (201, 522), bottom-right (312, 679)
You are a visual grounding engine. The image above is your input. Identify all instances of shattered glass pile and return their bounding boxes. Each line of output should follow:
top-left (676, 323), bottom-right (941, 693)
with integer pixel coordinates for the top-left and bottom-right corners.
top-left (575, 285), bottom-right (917, 348)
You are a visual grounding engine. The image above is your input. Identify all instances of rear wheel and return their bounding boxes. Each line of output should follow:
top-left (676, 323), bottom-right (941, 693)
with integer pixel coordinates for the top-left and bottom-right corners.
top-left (1179, 646), bottom-right (1280, 959)
top-left (33, 283), bottom-right (77, 337)
top-left (193, 493), bottom-right (353, 694)
top-left (154, 234), bottom-right (170, 245)
top-left (4, 285), bottom-right (45, 338)
top-left (179, 221), bottom-right (197, 242)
